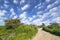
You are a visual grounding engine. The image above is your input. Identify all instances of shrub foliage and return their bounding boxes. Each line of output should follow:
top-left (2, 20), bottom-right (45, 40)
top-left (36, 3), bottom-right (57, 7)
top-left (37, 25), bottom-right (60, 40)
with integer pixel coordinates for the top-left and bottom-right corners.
top-left (43, 23), bottom-right (60, 36)
top-left (5, 18), bottom-right (20, 29)
top-left (0, 19), bottom-right (38, 40)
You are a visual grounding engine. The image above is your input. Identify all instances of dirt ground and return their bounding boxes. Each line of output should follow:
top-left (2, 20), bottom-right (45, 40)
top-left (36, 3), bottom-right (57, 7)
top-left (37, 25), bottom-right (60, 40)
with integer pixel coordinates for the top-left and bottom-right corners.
top-left (31, 28), bottom-right (60, 40)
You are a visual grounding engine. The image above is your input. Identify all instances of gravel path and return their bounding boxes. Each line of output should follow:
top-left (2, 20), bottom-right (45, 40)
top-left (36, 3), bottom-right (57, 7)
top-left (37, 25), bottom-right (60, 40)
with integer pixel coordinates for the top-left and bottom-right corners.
top-left (32, 28), bottom-right (60, 40)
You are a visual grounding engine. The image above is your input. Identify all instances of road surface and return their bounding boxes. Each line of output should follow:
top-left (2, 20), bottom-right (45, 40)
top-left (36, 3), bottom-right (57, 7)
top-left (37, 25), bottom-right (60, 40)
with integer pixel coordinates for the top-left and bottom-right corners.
top-left (31, 28), bottom-right (60, 40)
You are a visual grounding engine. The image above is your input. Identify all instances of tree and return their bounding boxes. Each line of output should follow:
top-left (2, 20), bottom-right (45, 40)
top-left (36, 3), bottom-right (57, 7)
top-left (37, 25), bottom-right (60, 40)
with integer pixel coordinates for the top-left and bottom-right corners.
top-left (38, 23), bottom-right (45, 28)
top-left (48, 22), bottom-right (60, 29)
top-left (5, 18), bottom-right (20, 29)
top-left (49, 22), bottom-right (59, 27)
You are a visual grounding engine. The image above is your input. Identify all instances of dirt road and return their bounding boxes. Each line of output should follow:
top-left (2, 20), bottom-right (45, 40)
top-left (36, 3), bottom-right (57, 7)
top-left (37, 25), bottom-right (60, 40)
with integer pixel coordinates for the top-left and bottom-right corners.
top-left (32, 28), bottom-right (60, 40)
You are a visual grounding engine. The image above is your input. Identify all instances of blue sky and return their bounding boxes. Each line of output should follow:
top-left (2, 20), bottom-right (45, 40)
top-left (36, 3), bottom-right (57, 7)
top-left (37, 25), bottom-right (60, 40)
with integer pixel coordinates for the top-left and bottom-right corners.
top-left (0, 0), bottom-right (60, 26)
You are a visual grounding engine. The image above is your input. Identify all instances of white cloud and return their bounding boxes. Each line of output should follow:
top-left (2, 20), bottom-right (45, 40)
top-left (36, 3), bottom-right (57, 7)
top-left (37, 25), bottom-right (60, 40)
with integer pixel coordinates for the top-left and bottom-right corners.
top-left (44, 6), bottom-right (60, 18)
top-left (26, 15), bottom-right (36, 22)
top-left (28, 17), bottom-right (33, 21)
top-left (47, 0), bottom-right (59, 9)
top-left (43, 19), bottom-right (51, 26)
top-left (52, 17), bottom-right (60, 23)
top-left (10, 8), bottom-right (16, 15)
top-left (24, 5), bottom-right (60, 26)
top-left (41, 6), bottom-right (60, 25)
top-left (3, 0), bottom-right (9, 8)
top-left (10, 8), bottom-right (16, 18)
top-left (20, 6), bottom-right (60, 26)
top-left (19, 12), bottom-right (37, 25)
top-left (0, 16), bottom-right (7, 20)
top-left (32, 5), bottom-right (60, 26)
top-left (49, 6), bottom-right (59, 12)
top-left (31, 11), bottom-right (51, 26)
top-left (51, 13), bottom-right (57, 17)
top-left (37, 11), bottom-right (43, 16)
top-left (22, 19), bottom-right (31, 24)
top-left (10, 8), bottom-right (14, 12)
top-left (13, 0), bottom-right (18, 4)
top-left (37, 12), bottom-right (51, 22)
top-left (19, 12), bottom-right (27, 19)
top-left (42, 12), bottom-right (51, 19)
top-left (49, 6), bottom-right (60, 17)
top-left (4, 0), bottom-right (8, 4)
top-left (21, 4), bottom-right (29, 11)
top-left (17, 7), bottom-right (21, 11)
top-left (0, 16), bottom-right (7, 25)
top-left (4, 17), bottom-right (7, 20)
top-left (32, 15), bottom-right (36, 18)
top-left (19, 12), bottom-right (27, 23)
top-left (0, 10), bottom-right (7, 16)
top-left (0, 20), bottom-right (5, 25)
top-left (37, 11), bottom-right (42, 18)
top-left (34, 3), bottom-right (42, 10)
top-left (35, 3), bottom-right (41, 8)
top-left (46, 0), bottom-right (50, 3)
top-left (4, 4), bottom-right (9, 8)
top-left (0, 6), bottom-right (4, 9)
top-left (47, 4), bottom-right (52, 9)
top-left (20, 0), bottom-right (25, 4)
top-left (20, 14), bottom-right (32, 25)
top-left (13, 15), bottom-right (17, 19)
top-left (32, 19), bottom-right (42, 25)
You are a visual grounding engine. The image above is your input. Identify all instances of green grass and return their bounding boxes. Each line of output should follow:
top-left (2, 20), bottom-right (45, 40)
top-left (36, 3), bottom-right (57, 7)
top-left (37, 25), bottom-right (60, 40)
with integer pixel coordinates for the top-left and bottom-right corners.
top-left (0, 25), bottom-right (38, 40)
top-left (43, 26), bottom-right (60, 36)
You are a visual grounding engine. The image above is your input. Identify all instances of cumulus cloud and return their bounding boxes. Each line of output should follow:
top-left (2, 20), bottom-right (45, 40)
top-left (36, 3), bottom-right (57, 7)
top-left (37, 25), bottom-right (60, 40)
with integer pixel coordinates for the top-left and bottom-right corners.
top-left (4, 0), bottom-right (9, 8)
top-left (13, 15), bottom-right (17, 19)
top-left (19, 12), bottom-right (37, 25)
top-left (32, 15), bottom-right (36, 18)
top-left (0, 10), bottom-right (7, 16)
top-left (10, 8), bottom-right (14, 12)
top-left (19, 12), bottom-right (31, 24)
top-left (21, 19), bottom-right (31, 25)
top-left (4, 0), bottom-right (8, 4)
top-left (50, 6), bottom-right (60, 12)
top-left (49, 6), bottom-right (60, 17)
top-left (32, 19), bottom-right (42, 25)
top-left (52, 17), bottom-right (60, 23)
top-left (21, 4), bottom-right (30, 11)
top-left (0, 10), bottom-right (7, 25)
top-left (28, 15), bottom-right (36, 21)
top-left (10, 8), bottom-right (16, 18)
top-left (20, 0), bottom-right (25, 4)
top-left (19, 12), bottom-right (27, 19)
top-left (32, 5), bottom-right (60, 25)
top-left (0, 20), bottom-right (5, 25)
top-left (47, 0), bottom-right (60, 9)
top-left (0, 0), bottom-right (60, 26)
top-left (40, 6), bottom-right (60, 25)
top-left (34, 3), bottom-right (42, 10)
top-left (43, 19), bottom-right (51, 26)
top-left (46, 0), bottom-right (50, 3)
top-left (44, 6), bottom-right (60, 19)
top-left (37, 11), bottom-right (42, 15)
top-left (13, 0), bottom-right (18, 4)
top-left (28, 17), bottom-right (33, 21)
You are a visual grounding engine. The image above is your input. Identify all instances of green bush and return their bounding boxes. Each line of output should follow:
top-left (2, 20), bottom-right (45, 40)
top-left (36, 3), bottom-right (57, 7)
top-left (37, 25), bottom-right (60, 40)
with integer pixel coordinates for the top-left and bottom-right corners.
top-left (5, 19), bottom-right (20, 29)
top-left (43, 23), bottom-right (60, 36)
top-left (0, 18), bottom-right (38, 40)
top-left (0, 25), bottom-right (38, 40)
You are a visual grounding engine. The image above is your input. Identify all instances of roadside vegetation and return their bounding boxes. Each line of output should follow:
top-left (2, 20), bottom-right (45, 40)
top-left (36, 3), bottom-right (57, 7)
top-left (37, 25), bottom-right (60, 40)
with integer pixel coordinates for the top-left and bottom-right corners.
top-left (43, 23), bottom-right (60, 36)
top-left (0, 18), bottom-right (60, 40)
top-left (0, 19), bottom-right (38, 40)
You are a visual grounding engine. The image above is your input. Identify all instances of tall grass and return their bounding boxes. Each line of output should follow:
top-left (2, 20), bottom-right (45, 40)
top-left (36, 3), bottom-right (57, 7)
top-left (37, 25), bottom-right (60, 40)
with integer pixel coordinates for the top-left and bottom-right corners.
top-left (0, 25), bottom-right (38, 40)
top-left (43, 24), bottom-right (60, 36)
